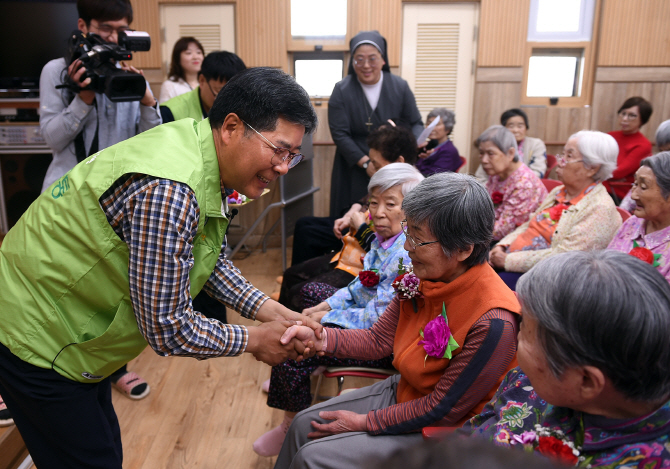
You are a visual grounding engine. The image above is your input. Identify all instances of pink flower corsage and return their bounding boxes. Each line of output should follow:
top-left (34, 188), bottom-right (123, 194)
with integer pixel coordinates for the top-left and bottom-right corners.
top-left (227, 190), bottom-right (247, 205)
top-left (418, 302), bottom-right (459, 365)
top-left (510, 425), bottom-right (583, 466)
top-left (391, 259), bottom-right (422, 300)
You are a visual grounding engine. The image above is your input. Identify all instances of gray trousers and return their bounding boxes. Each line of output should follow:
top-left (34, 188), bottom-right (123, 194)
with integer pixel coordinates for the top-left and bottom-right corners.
top-left (274, 374), bottom-right (423, 469)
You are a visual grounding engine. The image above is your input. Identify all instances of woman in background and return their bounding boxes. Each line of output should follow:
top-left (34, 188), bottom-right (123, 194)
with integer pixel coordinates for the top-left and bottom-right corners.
top-left (476, 108), bottom-right (547, 180)
top-left (328, 30), bottom-right (423, 218)
top-left (415, 108), bottom-right (460, 176)
top-left (476, 125), bottom-right (546, 242)
top-left (604, 96), bottom-right (653, 202)
top-left (159, 37), bottom-right (205, 103)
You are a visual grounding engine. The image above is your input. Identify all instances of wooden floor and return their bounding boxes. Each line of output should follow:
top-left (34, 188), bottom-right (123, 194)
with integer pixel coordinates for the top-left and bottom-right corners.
top-left (111, 247), bottom-right (377, 469)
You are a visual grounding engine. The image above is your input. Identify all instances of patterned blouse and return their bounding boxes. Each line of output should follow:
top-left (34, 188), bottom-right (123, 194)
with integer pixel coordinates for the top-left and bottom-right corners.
top-left (508, 183), bottom-right (597, 253)
top-left (497, 183), bottom-right (621, 273)
top-left (461, 367), bottom-right (670, 468)
top-left (486, 164), bottom-right (547, 241)
top-left (608, 216), bottom-right (670, 284)
top-left (323, 232), bottom-right (411, 329)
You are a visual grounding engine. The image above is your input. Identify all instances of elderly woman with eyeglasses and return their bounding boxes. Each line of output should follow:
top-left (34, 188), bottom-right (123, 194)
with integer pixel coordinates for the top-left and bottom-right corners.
top-left (252, 163), bottom-right (423, 457)
top-left (608, 151), bottom-right (670, 284)
top-left (462, 250), bottom-right (670, 467)
top-left (476, 125), bottom-right (547, 242)
top-left (415, 108), bottom-right (461, 176)
top-left (273, 173), bottom-right (521, 469)
top-left (490, 131), bottom-right (622, 289)
top-left (328, 30), bottom-right (423, 218)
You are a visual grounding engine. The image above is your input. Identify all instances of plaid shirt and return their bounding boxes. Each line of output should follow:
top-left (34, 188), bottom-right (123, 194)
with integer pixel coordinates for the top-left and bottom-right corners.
top-left (99, 174), bottom-right (268, 358)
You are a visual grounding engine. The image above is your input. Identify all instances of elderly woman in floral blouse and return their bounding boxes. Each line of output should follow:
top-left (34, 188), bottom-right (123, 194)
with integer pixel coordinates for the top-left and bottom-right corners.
top-left (252, 163), bottom-right (423, 457)
top-left (462, 250), bottom-right (670, 467)
top-left (608, 151), bottom-right (670, 283)
top-left (490, 130), bottom-right (622, 289)
top-left (476, 125), bottom-right (547, 242)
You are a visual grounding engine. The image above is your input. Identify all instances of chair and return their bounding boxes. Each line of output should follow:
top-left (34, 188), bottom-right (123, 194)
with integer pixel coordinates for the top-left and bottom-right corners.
top-left (617, 206), bottom-right (631, 222)
top-left (457, 156), bottom-right (467, 172)
top-left (541, 178), bottom-right (562, 192)
top-left (545, 154), bottom-right (557, 177)
top-left (311, 366), bottom-right (397, 405)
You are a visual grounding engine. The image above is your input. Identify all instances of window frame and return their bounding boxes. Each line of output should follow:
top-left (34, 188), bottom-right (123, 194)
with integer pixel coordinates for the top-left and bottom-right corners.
top-left (286, 0), bottom-right (349, 52)
top-left (527, 0), bottom-right (596, 42)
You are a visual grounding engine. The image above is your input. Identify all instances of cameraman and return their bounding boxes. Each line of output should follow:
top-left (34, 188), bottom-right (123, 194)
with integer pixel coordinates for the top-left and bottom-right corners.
top-left (37, 0), bottom-right (160, 397)
top-left (39, 0), bottom-right (161, 193)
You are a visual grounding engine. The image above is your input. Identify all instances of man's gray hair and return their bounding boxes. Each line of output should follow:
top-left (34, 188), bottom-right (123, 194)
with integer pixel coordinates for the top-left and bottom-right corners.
top-left (655, 119), bottom-right (670, 150)
top-left (368, 163), bottom-right (424, 197)
top-left (427, 108), bottom-right (456, 134)
top-left (402, 173), bottom-right (494, 267)
top-left (641, 151), bottom-right (670, 200)
top-left (568, 130), bottom-right (618, 182)
top-left (474, 125), bottom-right (519, 162)
top-left (517, 250), bottom-right (670, 402)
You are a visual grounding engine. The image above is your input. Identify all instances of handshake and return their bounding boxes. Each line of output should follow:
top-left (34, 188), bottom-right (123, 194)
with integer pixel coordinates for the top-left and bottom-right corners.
top-left (248, 319), bottom-right (326, 367)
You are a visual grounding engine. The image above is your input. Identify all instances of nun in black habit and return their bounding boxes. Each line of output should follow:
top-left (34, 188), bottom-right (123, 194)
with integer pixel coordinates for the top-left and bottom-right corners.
top-left (328, 30), bottom-right (423, 218)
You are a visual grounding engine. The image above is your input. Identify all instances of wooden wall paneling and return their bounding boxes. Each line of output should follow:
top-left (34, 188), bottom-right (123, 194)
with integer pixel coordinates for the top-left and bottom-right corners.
top-left (311, 104), bottom-right (334, 217)
top-left (347, 0), bottom-right (402, 67)
top-left (237, 0), bottom-right (288, 69)
top-left (598, 0), bottom-right (670, 66)
top-left (543, 107), bottom-right (592, 143)
top-left (591, 82), bottom-right (670, 143)
top-left (595, 67), bottom-right (670, 83)
top-left (477, 0), bottom-right (530, 67)
top-left (129, 0), bottom-right (162, 69)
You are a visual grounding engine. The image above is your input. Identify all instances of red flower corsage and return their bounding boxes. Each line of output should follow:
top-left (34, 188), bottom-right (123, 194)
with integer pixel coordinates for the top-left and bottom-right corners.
top-left (629, 240), bottom-right (661, 267)
top-left (545, 203), bottom-right (569, 223)
top-left (491, 191), bottom-right (504, 205)
top-left (359, 269), bottom-right (380, 287)
top-left (537, 436), bottom-right (579, 465)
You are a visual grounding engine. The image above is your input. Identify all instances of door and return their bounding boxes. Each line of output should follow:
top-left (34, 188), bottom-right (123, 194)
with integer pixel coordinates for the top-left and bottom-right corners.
top-left (401, 3), bottom-right (479, 170)
top-left (161, 4), bottom-right (236, 74)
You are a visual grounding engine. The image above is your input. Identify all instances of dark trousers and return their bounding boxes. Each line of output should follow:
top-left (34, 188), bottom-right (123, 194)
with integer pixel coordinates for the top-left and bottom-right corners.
top-left (278, 253), bottom-right (354, 311)
top-left (291, 216), bottom-right (343, 266)
top-left (0, 341), bottom-right (123, 469)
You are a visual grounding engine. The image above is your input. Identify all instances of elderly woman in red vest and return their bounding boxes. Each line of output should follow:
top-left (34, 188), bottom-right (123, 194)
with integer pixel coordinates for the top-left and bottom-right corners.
top-left (273, 172), bottom-right (521, 469)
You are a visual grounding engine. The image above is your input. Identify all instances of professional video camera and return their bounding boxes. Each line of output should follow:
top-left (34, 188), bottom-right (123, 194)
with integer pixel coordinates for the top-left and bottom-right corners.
top-left (62, 30), bottom-right (151, 102)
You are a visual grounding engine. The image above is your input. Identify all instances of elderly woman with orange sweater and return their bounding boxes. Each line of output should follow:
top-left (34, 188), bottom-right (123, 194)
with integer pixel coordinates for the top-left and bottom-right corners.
top-left (273, 173), bottom-right (521, 469)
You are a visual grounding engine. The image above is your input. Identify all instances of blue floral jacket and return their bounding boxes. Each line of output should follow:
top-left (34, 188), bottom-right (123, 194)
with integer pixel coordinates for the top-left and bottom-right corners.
top-left (322, 233), bottom-right (410, 329)
top-left (461, 367), bottom-right (670, 468)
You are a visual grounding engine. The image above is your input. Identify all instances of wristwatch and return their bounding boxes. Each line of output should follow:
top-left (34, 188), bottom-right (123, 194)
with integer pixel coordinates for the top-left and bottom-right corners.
top-left (361, 160), bottom-right (370, 170)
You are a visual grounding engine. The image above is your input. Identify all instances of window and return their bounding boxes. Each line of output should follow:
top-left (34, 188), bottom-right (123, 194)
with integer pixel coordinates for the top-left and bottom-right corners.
top-left (290, 0), bottom-right (347, 39)
top-left (526, 49), bottom-right (584, 97)
top-left (527, 0), bottom-right (596, 42)
top-left (293, 52), bottom-right (344, 97)
top-left (522, 0), bottom-right (598, 106)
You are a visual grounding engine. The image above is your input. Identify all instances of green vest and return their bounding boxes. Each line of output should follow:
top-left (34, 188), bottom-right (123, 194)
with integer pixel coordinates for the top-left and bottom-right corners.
top-left (163, 87), bottom-right (204, 121)
top-left (0, 118), bottom-right (228, 383)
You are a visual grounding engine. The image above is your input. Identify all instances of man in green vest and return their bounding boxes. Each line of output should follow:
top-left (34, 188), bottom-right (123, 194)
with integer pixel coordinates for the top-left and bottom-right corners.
top-left (161, 50), bottom-right (247, 123)
top-left (0, 67), bottom-right (319, 468)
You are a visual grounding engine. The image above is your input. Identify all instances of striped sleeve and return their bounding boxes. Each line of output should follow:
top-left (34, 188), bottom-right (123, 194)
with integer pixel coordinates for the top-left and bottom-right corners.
top-left (324, 296), bottom-right (401, 359)
top-left (366, 308), bottom-right (518, 435)
top-left (100, 175), bottom-right (250, 358)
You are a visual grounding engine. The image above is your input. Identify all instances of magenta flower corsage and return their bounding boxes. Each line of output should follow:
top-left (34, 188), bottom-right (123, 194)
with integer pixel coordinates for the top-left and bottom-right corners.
top-left (418, 302), bottom-right (459, 365)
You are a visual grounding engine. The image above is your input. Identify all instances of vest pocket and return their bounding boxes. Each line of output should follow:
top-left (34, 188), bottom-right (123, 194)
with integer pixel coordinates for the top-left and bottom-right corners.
top-left (52, 300), bottom-right (147, 383)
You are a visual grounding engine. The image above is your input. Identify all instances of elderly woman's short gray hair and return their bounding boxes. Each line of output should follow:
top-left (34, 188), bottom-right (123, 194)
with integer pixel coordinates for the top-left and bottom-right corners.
top-left (568, 130), bottom-right (618, 182)
top-left (655, 119), bottom-right (670, 150)
top-left (517, 250), bottom-right (670, 402)
top-left (640, 151), bottom-right (670, 200)
top-left (368, 162), bottom-right (424, 197)
top-left (402, 173), bottom-right (494, 267)
top-left (427, 108), bottom-right (456, 134)
top-left (474, 125), bottom-right (519, 162)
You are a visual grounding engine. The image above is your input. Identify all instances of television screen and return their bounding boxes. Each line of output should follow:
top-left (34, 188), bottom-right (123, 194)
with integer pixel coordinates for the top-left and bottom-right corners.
top-left (0, 0), bottom-right (79, 90)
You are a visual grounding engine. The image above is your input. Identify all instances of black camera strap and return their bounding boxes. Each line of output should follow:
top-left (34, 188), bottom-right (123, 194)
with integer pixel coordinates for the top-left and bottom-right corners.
top-left (74, 100), bottom-right (99, 163)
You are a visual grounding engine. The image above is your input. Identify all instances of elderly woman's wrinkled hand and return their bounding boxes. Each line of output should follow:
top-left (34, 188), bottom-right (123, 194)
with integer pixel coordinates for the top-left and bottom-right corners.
top-left (308, 411), bottom-right (368, 439)
top-left (489, 246), bottom-right (508, 269)
top-left (281, 325), bottom-right (324, 354)
top-left (349, 211), bottom-right (367, 230)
